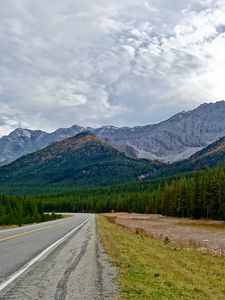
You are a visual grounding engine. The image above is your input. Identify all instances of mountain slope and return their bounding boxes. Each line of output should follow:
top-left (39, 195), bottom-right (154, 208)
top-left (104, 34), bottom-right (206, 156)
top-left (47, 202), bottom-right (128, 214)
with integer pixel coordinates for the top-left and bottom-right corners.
top-left (0, 125), bottom-right (84, 166)
top-left (0, 128), bottom-right (48, 165)
top-left (95, 101), bottom-right (225, 162)
top-left (1, 100), bottom-right (225, 165)
top-left (0, 132), bottom-right (159, 193)
top-left (159, 136), bottom-right (225, 177)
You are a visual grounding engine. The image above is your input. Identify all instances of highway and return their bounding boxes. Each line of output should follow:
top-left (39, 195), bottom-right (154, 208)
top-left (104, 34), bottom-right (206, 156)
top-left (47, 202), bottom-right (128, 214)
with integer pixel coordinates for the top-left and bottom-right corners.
top-left (0, 214), bottom-right (116, 299)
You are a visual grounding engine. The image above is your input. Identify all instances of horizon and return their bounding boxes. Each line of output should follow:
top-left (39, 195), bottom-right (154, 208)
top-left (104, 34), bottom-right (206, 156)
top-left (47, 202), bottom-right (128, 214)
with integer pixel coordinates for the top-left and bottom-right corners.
top-left (1, 99), bottom-right (225, 137)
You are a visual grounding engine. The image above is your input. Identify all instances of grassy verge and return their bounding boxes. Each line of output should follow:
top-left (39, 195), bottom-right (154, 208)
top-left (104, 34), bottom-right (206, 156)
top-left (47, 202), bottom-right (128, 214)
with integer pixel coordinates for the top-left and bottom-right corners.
top-left (97, 215), bottom-right (225, 300)
top-left (0, 224), bottom-right (19, 230)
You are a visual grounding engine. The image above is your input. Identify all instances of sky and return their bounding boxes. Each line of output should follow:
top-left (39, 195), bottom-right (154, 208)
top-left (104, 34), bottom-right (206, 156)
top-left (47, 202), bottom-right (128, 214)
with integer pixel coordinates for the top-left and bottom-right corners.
top-left (0, 0), bottom-right (225, 136)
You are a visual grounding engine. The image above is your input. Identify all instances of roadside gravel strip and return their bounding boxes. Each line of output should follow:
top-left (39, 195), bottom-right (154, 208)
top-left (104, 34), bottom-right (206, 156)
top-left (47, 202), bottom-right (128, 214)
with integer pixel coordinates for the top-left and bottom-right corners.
top-left (0, 214), bottom-right (117, 300)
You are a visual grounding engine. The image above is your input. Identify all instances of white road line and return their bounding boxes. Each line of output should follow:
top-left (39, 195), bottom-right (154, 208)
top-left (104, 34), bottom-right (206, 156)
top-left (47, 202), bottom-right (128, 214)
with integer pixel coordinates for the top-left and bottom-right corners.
top-left (0, 217), bottom-right (90, 293)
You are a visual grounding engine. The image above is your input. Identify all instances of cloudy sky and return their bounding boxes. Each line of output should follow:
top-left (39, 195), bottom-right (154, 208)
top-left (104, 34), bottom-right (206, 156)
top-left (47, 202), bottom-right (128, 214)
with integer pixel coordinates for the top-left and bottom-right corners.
top-left (0, 0), bottom-right (225, 136)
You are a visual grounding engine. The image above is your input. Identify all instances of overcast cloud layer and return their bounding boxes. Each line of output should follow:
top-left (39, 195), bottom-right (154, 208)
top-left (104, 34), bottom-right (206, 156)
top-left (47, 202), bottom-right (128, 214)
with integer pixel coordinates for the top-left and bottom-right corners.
top-left (0, 0), bottom-right (225, 136)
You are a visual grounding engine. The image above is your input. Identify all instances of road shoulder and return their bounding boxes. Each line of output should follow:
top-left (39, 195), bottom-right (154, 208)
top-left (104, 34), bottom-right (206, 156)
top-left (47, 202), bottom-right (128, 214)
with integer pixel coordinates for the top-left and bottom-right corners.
top-left (0, 214), bottom-right (117, 300)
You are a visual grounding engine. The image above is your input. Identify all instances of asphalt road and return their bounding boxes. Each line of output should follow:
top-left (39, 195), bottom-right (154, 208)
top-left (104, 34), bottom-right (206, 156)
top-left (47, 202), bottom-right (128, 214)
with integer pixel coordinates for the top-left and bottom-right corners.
top-left (0, 214), bottom-right (116, 300)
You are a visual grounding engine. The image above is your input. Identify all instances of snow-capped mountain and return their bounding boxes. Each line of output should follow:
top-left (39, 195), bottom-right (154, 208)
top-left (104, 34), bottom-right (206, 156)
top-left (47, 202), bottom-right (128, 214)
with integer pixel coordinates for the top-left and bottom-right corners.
top-left (1, 101), bottom-right (225, 166)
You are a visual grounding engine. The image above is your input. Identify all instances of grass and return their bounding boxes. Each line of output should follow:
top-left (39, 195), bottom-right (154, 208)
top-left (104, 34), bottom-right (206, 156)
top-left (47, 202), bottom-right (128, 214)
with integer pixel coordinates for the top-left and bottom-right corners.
top-left (179, 221), bottom-right (225, 232)
top-left (97, 215), bottom-right (225, 300)
top-left (0, 224), bottom-right (19, 230)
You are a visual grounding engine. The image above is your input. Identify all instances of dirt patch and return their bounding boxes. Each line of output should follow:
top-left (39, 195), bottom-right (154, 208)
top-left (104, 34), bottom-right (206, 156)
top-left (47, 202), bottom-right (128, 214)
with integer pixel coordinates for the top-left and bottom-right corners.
top-left (102, 213), bottom-right (225, 256)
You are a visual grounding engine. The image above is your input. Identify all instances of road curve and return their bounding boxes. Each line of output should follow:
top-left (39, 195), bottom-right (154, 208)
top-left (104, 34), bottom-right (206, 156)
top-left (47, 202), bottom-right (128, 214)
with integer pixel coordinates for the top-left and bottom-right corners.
top-left (0, 214), bottom-right (116, 300)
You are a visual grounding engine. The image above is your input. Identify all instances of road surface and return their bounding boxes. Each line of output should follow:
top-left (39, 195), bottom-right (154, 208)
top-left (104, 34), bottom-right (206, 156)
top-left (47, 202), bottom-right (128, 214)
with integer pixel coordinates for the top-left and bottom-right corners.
top-left (0, 214), bottom-right (116, 299)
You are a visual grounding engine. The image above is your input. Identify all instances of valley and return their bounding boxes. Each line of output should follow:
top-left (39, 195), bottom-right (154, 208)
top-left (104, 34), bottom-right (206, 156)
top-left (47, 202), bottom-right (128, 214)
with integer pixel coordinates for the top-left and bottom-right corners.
top-left (1, 101), bottom-right (225, 299)
top-left (1, 0), bottom-right (225, 298)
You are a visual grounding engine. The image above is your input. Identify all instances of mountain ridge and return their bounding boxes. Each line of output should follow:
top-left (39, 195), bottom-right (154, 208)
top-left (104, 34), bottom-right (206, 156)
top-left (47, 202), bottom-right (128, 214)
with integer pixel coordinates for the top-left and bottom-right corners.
top-left (1, 100), bottom-right (225, 166)
top-left (0, 131), bottom-right (159, 193)
top-left (158, 136), bottom-right (225, 177)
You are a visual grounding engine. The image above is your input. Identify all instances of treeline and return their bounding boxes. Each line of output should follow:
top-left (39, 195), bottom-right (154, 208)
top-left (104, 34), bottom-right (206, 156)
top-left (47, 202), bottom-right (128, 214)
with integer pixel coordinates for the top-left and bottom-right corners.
top-left (150, 166), bottom-right (225, 220)
top-left (2, 164), bottom-right (225, 224)
top-left (39, 165), bottom-right (225, 220)
top-left (0, 194), bottom-right (61, 226)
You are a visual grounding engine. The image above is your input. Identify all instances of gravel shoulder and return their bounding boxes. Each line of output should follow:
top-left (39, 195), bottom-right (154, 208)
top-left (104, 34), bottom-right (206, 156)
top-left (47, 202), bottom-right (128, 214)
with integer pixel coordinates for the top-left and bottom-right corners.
top-left (0, 214), bottom-right (117, 300)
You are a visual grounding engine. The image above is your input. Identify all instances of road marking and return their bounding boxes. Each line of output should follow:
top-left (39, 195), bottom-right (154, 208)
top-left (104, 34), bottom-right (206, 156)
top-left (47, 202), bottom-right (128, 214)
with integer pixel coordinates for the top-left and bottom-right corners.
top-left (0, 224), bottom-right (59, 243)
top-left (0, 217), bottom-right (90, 293)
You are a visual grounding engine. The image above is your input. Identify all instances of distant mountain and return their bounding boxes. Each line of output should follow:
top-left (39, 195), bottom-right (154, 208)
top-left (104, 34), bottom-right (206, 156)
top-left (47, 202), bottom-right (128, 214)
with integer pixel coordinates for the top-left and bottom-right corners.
top-left (97, 101), bottom-right (225, 163)
top-left (0, 125), bottom-right (84, 166)
top-left (1, 100), bottom-right (225, 165)
top-left (0, 132), bottom-right (159, 193)
top-left (0, 128), bottom-right (48, 166)
top-left (159, 136), bottom-right (225, 177)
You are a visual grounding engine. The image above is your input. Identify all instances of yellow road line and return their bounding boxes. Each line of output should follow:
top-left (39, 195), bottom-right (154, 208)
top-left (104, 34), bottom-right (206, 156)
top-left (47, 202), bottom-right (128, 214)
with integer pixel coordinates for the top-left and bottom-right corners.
top-left (0, 224), bottom-right (60, 243)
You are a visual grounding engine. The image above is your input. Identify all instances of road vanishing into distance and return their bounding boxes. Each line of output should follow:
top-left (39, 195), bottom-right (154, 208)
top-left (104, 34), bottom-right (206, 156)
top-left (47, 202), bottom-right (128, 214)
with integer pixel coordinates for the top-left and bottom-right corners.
top-left (0, 214), bottom-right (116, 300)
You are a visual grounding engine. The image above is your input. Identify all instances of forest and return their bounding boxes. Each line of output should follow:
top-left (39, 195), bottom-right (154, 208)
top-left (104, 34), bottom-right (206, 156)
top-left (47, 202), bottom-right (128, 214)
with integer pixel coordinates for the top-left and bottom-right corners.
top-left (31, 164), bottom-right (225, 220)
top-left (1, 164), bottom-right (225, 225)
top-left (0, 194), bottom-right (61, 226)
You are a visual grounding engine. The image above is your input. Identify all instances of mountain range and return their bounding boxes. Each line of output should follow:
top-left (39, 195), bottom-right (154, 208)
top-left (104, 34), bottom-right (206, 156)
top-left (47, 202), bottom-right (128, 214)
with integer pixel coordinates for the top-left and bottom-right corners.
top-left (1, 101), bottom-right (225, 167)
top-left (0, 132), bottom-right (159, 193)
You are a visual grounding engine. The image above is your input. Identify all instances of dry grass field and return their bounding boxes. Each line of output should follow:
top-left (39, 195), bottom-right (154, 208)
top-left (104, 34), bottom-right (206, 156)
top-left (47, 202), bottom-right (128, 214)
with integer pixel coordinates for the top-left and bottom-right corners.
top-left (102, 213), bottom-right (225, 256)
top-left (97, 214), bottom-right (225, 299)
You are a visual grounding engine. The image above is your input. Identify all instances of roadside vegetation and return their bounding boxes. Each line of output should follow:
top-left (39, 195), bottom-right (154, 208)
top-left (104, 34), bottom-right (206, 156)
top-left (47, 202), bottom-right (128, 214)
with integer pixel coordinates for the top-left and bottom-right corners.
top-left (0, 194), bottom-right (61, 227)
top-left (97, 215), bottom-right (225, 300)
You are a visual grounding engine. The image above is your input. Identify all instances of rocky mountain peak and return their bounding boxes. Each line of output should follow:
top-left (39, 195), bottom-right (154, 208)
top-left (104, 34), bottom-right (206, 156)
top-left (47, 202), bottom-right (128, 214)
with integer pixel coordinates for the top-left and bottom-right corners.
top-left (198, 100), bottom-right (225, 109)
top-left (1, 101), bottom-right (225, 166)
top-left (9, 128), bottom-right (31, 138)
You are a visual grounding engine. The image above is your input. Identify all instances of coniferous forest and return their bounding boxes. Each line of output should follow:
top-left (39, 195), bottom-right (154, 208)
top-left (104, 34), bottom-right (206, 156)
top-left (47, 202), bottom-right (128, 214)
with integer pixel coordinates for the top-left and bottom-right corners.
top-left (40, 165), bottom-right (225, 220)
top-left (0, 194), bottom-right (61, 226)
top-left (1, 163), bottom-right (225, 225)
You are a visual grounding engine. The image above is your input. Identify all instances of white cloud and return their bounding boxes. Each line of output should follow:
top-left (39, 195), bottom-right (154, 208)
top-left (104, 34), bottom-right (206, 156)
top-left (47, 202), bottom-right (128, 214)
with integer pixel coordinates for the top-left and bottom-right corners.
top-left (0, 0), bottom-right (225, 135)
top-left (144, 1), bottom-right (158, 13)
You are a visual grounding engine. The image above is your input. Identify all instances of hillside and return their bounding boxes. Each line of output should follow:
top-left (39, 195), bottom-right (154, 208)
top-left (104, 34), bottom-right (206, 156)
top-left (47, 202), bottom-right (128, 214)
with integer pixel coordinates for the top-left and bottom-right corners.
top-left (159, 136), bottom-right (225, 177)
top-left (0, 132), bottom-right (159, 193)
